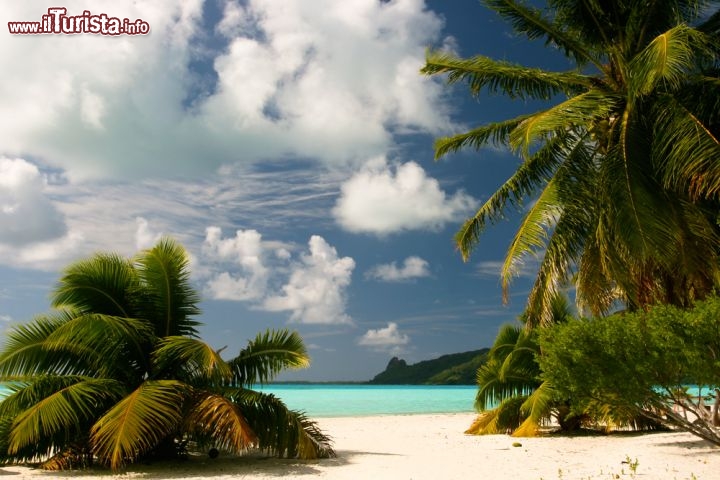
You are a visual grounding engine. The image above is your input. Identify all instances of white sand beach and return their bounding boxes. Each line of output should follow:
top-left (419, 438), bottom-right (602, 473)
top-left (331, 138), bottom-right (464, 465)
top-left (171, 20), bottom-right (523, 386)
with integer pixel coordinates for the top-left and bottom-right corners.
top-left (1, 413), bottom-right (718, 480)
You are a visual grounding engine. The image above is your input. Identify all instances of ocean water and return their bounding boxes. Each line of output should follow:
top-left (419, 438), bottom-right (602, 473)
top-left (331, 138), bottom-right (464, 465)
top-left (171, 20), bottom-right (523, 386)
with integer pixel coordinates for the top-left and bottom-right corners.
top-left (0, 383), bottom-right (478, 417)
top-left (258, 384), bottom-right (478, 417)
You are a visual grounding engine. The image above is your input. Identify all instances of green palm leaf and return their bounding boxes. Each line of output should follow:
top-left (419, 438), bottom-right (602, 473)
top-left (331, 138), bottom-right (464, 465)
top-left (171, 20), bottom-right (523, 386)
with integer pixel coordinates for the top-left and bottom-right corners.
top-left (508, 91), bottom-right (620, 155)
top-left (433, 114), bottom-right (533, 159)
top-left (500, 178), bottom-right (560, 303)
top-left (153, 336), bottom-right (231, 383)
top-left (229, 330), bottom-right (310, 386)
top-left (0, 312), bottom-right (73, 377)
top-left (135, 238), bottom-right (201, 338)
top-left (422, 51), bottom-right (590, 100)
top-left (46, 314), bottom-right (153, 378)
top-left (91, 380), bottom-right (186, 470)
top-left (483, 0), bottom-right (604, 71)
top-left (629, 25), bottom-right (709, 97)
top-left (5, 377), bottom-right (123, 454)
top-left (233, 389), bottom-right (334, 459)
top-left (652, 94), bottom-right (720, 199)
top-left (52, 253), bottom-right (137, 317)
top-left (454, 131), bottom-right (573, 261)
top-left (466, 395), bottom-right (528, 435)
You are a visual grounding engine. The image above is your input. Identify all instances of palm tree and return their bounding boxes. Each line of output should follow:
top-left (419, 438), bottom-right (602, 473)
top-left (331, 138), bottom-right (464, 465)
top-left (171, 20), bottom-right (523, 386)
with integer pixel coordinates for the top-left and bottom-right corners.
top-left (467, 294), bottom-right (576, 436)
top-left (0, 238), bottom-right (334, 470)
top-left (422, 0), bottom-right (720, 326)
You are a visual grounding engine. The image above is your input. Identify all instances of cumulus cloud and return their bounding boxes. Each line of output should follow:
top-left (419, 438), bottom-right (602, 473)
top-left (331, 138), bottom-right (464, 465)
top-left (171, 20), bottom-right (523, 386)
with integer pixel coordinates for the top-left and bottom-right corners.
top-left (198, 228), bottom-right (355, 325)
top-left (0, 1), bottom-right (453, 181)
top-left (135, 217), bottom-right (162, 250)
top-left (0, 157), bottom-right (81, 270)
top-left (263, 235), bottom-right (355, 324)
top-left (0, 157), bottom-right (68, 246)
top-left (366, 256), bottom-right (430, 282)
top-left (202, 227), bottom-right (269, 302)
top-left (333, 158), bottom-right (476, 234)
top-left (358, 322), bottom-right (410, 350)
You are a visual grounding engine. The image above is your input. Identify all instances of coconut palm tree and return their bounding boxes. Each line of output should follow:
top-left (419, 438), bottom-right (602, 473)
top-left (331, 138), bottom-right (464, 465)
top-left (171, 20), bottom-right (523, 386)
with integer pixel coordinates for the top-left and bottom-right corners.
top-left (0, 238), bottom-right (334, 470)
top-left (422, 0), bottom-right (720, 326)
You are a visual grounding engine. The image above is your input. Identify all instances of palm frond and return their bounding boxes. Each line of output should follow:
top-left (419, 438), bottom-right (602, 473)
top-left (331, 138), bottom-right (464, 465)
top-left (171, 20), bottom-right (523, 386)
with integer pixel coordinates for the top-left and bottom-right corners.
top-left (5, 377), bottom-right (123, 455)
top-left (482, 0), bottom-right (605, 71)
top-left (186, 392), bottom-right (257, 452)
top-left (500, 179), bottom-right (560, 303)
top-left (454, 131), bottom-right (573, 261)
top-left (135, 237), bottom-right (201, 338)
top-left (52, 253), bottom-right (137, 317)
top-left (46, 314), bottom-right (153, 378)
top-left (508, 91), bottom-right (620, 155)
top-left (153, 337), bottom-right (231, 384)
top-left (433, 114), bottom-right (533, 159)
top-left (0, 312), bottom-right (73, 377)
top-left (523, 209), bottom-right (589, 327)
top-left (652, 94), bottom-right (720, 199)
top-left (422, 50), bottom-right (590, 100)
top-left (513, 381), bottom-right (557, 437)
top-left (232, 389), bottom-right (334, 459)
top-left (91, 380), bottom-right (186, 470)
top-left (229, 330), bottom-right (310, 386)
top-left (575, 236), bottom-right (617, 316)
top-left (629, 25), bottom-right (709, 97)
top-left (466, 395), bottom-right (528, 435)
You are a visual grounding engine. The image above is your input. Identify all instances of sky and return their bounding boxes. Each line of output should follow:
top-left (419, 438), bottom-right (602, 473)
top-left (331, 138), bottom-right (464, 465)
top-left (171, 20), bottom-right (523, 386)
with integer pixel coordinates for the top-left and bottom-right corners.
top-left (0, 0), bottom-right (569, 381)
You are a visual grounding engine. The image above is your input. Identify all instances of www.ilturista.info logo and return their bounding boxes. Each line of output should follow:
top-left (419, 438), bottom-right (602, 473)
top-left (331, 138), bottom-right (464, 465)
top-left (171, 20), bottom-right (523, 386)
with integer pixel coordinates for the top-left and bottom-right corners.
top-left (8, 7), bottom-right (150, 35)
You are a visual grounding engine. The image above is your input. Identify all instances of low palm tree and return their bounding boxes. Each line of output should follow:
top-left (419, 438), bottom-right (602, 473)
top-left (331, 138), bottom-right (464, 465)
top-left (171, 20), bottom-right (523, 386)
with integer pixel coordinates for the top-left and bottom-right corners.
top-left (467, 295), bottom-right (574, 436)
top-left (0, 238), bottom-right (333, 470)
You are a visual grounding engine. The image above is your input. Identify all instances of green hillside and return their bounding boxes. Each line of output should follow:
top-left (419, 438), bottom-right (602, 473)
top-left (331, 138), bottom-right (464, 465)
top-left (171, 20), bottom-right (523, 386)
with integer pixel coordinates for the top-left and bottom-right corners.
top-left (368, 349), bottom-right (489, 385)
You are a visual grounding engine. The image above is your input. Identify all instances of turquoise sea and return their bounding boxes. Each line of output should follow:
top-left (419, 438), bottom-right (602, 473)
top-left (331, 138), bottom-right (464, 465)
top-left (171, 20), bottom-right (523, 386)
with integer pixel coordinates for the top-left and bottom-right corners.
top-left (0, 383), bottom-right (478, 417)
top-left (258, 384), bottom-right (478, 417)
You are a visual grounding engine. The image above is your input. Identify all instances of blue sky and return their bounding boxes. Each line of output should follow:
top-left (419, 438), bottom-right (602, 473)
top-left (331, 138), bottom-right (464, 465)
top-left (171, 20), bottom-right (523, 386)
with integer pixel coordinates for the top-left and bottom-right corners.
top-left (0, 0), bottom-right (565, 381)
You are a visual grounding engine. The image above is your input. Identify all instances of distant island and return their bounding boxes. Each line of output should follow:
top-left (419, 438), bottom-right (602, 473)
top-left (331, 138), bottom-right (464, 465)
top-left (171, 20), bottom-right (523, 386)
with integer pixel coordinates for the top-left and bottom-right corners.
top-left (368, 349), bottom-right (489, 385)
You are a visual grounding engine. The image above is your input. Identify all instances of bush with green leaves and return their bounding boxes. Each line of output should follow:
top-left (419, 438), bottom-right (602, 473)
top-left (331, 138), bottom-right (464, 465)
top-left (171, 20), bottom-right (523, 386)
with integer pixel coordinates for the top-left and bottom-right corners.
top-left (0, 239), bottom-right (334, 470)
top-left (538, 296), bottom-right (720, 444)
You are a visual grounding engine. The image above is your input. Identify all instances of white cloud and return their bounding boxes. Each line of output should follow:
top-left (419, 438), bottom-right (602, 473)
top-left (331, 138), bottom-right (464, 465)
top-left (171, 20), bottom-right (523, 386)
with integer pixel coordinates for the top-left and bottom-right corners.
top-left (135, 217), bottom-right (162, 250)
top-left (0, 1), bottom-right (453, 181)
top-left (0, 157), bottom-right (68, 246)
top-left (358, 322), bottom-right (410, 349)
top-left (263, 235), bottom-right (355, 324)
top-left (333, 158), bottom-right (476, 234)
top-left (202, 227), bottom-right (269, 302)
top-left (0, 157), bottom-right (84, 270)
top-left (198, 228), bottom-right (355, 325)
top-left (0, 231), bottom-right (85, 271)
top-left (366, 256), bottom-right (430, 282)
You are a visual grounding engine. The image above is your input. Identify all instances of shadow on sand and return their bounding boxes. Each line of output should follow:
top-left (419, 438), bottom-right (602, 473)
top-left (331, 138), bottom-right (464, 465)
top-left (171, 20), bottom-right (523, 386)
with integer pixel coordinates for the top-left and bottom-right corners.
top-left (1, 449), bottom-right (400, 478)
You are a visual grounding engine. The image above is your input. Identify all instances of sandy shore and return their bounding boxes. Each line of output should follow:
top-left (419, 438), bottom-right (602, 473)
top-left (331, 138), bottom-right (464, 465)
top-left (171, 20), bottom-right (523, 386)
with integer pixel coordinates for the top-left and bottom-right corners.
top-left (1, 413), bottom-right (718, 479)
